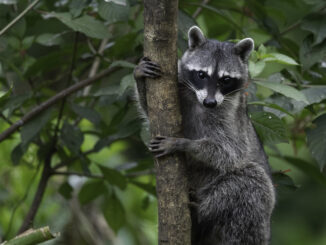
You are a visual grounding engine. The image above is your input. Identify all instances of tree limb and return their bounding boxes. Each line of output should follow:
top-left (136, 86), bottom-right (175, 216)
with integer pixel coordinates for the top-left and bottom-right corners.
top-left (2, 226), bottom-right (58, 245)
top-left (0, 0), bottom-right (41, 37)
top-left (0, 66), bottom-right (119, 143)
top-left (143, 0), bottom-right (192, 244)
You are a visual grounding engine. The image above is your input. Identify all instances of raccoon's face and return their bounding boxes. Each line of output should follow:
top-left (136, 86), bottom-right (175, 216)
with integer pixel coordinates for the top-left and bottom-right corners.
top-left (179, 26), bottom-right (254, 108)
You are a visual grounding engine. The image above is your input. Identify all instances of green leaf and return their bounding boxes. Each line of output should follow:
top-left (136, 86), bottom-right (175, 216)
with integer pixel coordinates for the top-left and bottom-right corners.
top-left (300, 35), bottom-right (326, 69)
top-left (36, 33), bottom-right (64, 46)
top-left (248, 101), bottom-right (294, 118)
top-left (249, 60), bottom-right (265, 78)
top-left (254, 80), bottom-right (309, 104)
top-left (282, 156), bottom-right (326, 187)
top-left (21, 108), bottom-right (53, 146)
top-left (263, 53), bottom-right (298, 66)
top-left (59, 182), bottom-right (73, 200)
top-left (110, 60), bottom-right (135, 69)
top-left (302, 87), bottom-right (326, 105)
top-left (22, 36), bottom-right (34, 50)
top-left (119, 73), bottom-right (135, 96)
top-left (69, 0), bottom-right (88, 18)
top-left (104, 0), bottom-right (127, 5)
top-left (250, 111), bottom-right (288, 145)
top-left (0, 0), bottom-right (17, 4)
top-left (102, 192), bottom-right (125, 233)
top-left (130, 180), bottom-right (156, 196)
top-left (272, 172), bottom-right (298, 192)
top-left (61, 121), bottom-right (84, 154)
top-left (11, 143), bottom-right (25, 166)
top-left (49, 12), bottom-right (111, 39)
top-left (306, 114), bottom-right (326, 171)
top-left (98, 1), bottom-right (130, 24)
top-left (98, 165), bottom-right (127, 190)
top-left (70, 104), bottom-right (102, 126)
top-left (301, 14), bottom-right (326, 46)
top-left (78, 180), bottom-right (107, 205)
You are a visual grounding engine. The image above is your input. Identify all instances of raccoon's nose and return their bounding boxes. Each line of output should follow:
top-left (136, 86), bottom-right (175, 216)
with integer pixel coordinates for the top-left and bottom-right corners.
top-left (203, 98), bottom-right (217, 108)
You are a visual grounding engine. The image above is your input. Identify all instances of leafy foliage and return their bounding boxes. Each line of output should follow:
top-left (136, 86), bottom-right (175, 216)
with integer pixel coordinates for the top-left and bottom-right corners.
top-left (0, 0), bottom-right (326, 244)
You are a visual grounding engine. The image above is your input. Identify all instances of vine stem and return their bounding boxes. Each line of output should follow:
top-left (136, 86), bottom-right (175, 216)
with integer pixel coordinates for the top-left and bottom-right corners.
top-left (0, 0), bottom-right (41, 37)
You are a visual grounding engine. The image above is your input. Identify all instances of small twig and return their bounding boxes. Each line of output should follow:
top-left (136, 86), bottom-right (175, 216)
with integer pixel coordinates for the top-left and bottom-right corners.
top-left (4, 164), bottom-right (41, 239)
top-left (0, 0), bottom-right (41, 37)
top-left (53, 149), bottom-right (96, 170)
top-left (192, 0), bottom-right (210, 18)
top-left (0, 66), bottom-right (119, 143)
top-left (53, 32), bottom-right (79, 141)
top-left (17, 161), bottom-right (52, 234)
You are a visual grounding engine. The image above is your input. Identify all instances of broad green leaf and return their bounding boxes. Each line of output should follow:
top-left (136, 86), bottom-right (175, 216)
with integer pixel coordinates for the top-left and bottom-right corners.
top-left (301, 14), bottom-right (326, 46)
top-left (110, 60), bottom-right (135, 69)
top-left (130, 180), bottom-right (156, 196)
top-left (263, 53), bottom-right (298, 66)
top-left (102, 192), bottom-right (125, 233)
top-left (36, 33), bottom-right (64, 46)
top-left (98, 1), bottom-right (130, 24)
top-left (250, 111), bottom-right (288, 145)
top-left (71, 104), bottom-right (102, 126)
top-left (303, 87), bottom-right (326, 105)
top-left (22, 36), bottom-right (34, 50)
top-left (248, 101), bottom-right (294, 117)
top-left (282, 156), bottom-right (326, 187)
top-left (104, 0), bottom-right (127, 5)
top-left (11, 143), bottom-right (25, 166)
top-left (272, 172), bottom-right (298, 192)
top-left (98, 165), bottom-right (127, 190)
top-left (58, 182), bottom-right (73, 199)
top-left (21, 108), bottom-right (53, 146)
top-left (119, 73), bottom-right (135, 96)
top-left (49, 12), bottom-right (111, 39)
top-left (61, 121), bottom-right (84, 154)
top-left (300, 35), bottom-right (326, 69)
top-left (69, 0), bottom-right (88, 18)
top-left (78, 180), bottom-right (107, 205)
top-left (0, 0), bottom-right (17, 5)
top-left (306, 114), bottom-right (326, 171)
top-left (254, 80), bottom-right (309, 103)
top-left (249, 60), bottom-right (265, 78)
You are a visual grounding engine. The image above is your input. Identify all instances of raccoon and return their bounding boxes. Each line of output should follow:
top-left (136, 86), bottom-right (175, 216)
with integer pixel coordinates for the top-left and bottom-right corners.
top-left (134, 26), bottom-right (275, 245)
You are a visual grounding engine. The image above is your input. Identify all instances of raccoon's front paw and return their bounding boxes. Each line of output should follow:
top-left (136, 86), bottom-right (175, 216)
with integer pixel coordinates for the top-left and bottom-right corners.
top-left (149, 136), bottom-right (179, 158)
top-left (133, 57), bottom-right (162, 80)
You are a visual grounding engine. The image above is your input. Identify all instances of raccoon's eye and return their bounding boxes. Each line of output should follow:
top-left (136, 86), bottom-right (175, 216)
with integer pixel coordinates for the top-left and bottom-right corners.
top-left (197, 71), bottom-right (207, 79)
top-left (220, 76), bottom-right (236, 83)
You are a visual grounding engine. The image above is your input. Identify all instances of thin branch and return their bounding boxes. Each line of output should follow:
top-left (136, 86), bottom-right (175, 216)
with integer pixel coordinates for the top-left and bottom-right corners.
top-left (0, 0), bottom-right (41, 37)
top-left (0, 65), bottom-right (119, 143)
top-left (17, 161), bottom-right (52, 234)
top-left (4, 164), bottom-right (41, 239)
top-left (53, 149), bottom-right (96, 170)
top-left (53, 32), bottom-right (79, 141)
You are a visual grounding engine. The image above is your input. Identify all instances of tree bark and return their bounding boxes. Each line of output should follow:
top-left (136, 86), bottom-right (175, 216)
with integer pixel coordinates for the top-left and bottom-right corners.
top-left (143, 1), bottom-right (192, 245)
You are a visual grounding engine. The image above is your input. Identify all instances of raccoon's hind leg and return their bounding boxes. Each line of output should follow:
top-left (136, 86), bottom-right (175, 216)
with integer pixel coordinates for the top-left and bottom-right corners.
top-left (195, 169), bottom-right (273, 245)
top-left (133, 57), bottom-right (162, 115)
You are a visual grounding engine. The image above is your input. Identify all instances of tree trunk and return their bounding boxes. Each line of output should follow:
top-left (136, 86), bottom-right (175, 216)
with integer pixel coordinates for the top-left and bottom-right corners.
top-left (143, 1), bottom-right (192, 245)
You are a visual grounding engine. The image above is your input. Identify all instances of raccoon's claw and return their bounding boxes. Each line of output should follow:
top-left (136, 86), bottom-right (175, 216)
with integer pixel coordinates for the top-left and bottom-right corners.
top-left (148, 136), bottom-right (176, 158)
top-left (134, 57), bottom-right (162, 80)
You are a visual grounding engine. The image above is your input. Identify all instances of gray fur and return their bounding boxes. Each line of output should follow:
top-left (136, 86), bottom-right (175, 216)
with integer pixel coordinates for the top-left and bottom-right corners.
top-left (134, 26), bottom-right (275, 245)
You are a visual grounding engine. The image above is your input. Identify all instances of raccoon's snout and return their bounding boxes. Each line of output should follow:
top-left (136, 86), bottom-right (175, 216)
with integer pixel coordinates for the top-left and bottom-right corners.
top-left (203, 98), bottom-right (217, 108)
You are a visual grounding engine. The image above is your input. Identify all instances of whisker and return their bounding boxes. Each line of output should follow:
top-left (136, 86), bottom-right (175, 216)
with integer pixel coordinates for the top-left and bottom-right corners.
top-left (224, 87), bottom-right (246, 96)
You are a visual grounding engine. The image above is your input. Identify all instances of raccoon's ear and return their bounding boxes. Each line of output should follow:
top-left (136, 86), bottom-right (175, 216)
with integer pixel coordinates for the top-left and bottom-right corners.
top-left (188, 26), bottom-right (206, 49)
top-left (234, 38), bottom-right (254, 61)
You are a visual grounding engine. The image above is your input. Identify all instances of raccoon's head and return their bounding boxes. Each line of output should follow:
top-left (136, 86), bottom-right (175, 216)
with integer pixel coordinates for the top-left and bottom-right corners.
top-left (179, 26), bottom-right (254, 108)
